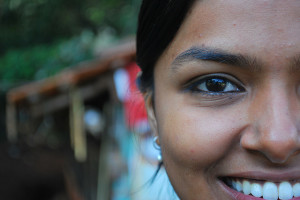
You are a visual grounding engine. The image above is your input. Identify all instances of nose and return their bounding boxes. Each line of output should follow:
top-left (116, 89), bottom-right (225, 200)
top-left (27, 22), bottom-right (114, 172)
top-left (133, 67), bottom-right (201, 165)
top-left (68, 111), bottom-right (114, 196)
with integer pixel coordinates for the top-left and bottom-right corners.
top-left (241, 86), bottom-right (300, 164)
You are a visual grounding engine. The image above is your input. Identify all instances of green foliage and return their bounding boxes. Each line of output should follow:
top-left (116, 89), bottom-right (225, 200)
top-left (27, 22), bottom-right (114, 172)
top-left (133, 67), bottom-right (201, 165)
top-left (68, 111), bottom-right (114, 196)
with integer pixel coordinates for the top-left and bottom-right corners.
top-left (0, 0), bottom-right (142, 90)
top-left (0, 30), bottom-right (95, 90)
top-left (0, 0), bottom-right (141, 54)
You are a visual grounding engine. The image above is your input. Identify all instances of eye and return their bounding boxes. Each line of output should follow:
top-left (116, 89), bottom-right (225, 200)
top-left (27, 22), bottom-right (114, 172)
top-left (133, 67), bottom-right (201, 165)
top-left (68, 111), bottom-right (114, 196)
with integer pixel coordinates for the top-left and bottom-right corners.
top-left (198, 77), bottom-right (239, 92)
top-left (186, 75), bottom-right (245, 94)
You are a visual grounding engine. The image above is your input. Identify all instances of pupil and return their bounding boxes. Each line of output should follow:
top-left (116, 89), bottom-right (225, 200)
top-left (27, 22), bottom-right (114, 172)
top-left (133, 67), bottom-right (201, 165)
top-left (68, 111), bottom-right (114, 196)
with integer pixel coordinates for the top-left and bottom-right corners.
top-left (206, 78), bottom-right (226, 92)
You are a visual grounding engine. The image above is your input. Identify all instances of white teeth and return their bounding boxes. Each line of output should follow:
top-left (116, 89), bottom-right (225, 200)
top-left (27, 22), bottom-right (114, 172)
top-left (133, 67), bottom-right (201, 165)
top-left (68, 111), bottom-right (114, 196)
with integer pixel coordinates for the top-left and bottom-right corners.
top-left (242, 180), bottom-right (251, 195)
top-left (263, 182), bottom-right (278, 200)
top-left (251, 183), bottom-right (262, 198)
top-left (236, 181), bottom-right (242, 192)
top-left (229, 179), bottom-right (300, 200)
top-left (294, 183), bottom-right (300, 197)
top-left (279, 182), bottom-right (293, 200)
top-left (232, 181), bottom-right (237, 190)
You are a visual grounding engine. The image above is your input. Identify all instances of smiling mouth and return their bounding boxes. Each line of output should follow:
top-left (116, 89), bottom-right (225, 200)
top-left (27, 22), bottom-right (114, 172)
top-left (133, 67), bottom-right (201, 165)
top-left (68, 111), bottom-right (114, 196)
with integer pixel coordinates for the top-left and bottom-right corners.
top-left (221, 177), bottom-right (300, 199)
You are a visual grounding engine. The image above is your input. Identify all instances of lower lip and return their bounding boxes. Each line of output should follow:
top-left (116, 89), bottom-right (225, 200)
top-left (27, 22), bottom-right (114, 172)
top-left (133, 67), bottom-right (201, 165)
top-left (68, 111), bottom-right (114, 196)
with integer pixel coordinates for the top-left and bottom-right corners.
top-left (219, 179), bottom-right (300, 200)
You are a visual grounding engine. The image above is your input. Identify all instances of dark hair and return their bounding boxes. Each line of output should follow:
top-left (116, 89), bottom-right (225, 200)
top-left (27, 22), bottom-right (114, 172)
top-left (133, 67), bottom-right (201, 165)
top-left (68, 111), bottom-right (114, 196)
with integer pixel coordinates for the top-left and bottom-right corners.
top-left (136, 0), bottom-right (196, 92)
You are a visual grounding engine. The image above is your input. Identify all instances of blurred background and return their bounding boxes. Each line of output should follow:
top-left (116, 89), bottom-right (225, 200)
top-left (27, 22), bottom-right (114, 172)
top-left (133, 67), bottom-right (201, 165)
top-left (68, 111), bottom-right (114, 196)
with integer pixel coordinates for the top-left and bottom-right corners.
top-left (0, 0), bottom-right (178, 200)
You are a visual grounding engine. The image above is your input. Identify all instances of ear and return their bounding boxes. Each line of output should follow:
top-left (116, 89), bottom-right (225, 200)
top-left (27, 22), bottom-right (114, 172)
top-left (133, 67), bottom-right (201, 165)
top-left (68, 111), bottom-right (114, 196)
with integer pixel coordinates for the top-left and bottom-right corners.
top-left (144, 91), bottom-right (159, 142)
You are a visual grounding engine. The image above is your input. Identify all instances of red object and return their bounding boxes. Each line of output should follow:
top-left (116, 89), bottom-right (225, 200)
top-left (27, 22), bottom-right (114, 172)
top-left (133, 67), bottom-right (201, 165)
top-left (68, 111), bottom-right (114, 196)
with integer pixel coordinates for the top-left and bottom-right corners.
top-left (123, 63), bottom-right (148, 130)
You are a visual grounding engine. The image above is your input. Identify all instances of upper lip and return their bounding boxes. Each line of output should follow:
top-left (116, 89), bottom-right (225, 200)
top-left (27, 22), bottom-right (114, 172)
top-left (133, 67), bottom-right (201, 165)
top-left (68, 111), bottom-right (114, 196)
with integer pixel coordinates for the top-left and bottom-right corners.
top-left (220, 171), bottom-right (300, 182)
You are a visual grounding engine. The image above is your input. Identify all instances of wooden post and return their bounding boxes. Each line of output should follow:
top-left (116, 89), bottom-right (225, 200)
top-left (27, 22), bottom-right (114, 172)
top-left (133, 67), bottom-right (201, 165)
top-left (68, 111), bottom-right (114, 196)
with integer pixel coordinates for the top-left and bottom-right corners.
top-left (97, 104), bottom-right (114, 200)
top-left (97, 137), bottom-right (111, 200)
top-left (6, 102), bottom-right (18, 143)
top-left (69, 100), bottom-right (75, 150)
top-left (70, 87), bottom-right (87, 162)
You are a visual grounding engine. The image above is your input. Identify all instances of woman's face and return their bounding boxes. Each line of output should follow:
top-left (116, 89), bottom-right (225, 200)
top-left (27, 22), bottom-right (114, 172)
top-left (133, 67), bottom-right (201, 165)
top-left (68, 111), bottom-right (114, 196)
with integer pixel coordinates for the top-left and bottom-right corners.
top-left (147, 0), bottom-right (300, 199)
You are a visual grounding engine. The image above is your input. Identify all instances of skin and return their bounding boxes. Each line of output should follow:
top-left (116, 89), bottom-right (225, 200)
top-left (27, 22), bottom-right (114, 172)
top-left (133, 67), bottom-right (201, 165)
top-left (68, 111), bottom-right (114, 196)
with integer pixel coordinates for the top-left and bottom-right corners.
top-left (145, 0), bottom-right (300, 199)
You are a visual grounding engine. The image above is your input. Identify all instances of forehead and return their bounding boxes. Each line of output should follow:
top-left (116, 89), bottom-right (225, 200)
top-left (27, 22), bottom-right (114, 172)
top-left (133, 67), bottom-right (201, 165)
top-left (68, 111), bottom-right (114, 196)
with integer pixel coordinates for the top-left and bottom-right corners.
top-left (160, 0), bottom-right (300, 67)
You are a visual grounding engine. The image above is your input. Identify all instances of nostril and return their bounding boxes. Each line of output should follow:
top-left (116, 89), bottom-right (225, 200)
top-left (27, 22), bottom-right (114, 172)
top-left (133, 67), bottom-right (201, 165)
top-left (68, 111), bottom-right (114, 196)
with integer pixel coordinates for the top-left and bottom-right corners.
top-left (260, 138), bottom-right (300, 164)
top-left (240, 125), bottom-right (300, 164)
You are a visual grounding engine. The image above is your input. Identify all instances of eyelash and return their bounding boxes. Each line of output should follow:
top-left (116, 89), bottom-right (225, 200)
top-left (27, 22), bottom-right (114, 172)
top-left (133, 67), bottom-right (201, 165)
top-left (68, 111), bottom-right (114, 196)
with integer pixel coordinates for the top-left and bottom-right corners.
top-left (183, 74), bottom-right (245, 95)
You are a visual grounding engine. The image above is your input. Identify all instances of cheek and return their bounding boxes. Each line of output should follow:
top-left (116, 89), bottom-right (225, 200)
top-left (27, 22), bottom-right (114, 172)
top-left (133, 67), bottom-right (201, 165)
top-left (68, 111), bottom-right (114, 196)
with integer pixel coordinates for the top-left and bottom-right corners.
top-left (157, 105), bottom-right (245, 170)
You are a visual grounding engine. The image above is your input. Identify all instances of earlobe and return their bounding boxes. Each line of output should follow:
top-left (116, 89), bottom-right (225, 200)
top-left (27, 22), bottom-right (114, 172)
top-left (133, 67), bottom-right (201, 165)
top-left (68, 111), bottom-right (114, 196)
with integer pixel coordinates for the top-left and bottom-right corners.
top-left (144, 91), bottom-right (159, 138)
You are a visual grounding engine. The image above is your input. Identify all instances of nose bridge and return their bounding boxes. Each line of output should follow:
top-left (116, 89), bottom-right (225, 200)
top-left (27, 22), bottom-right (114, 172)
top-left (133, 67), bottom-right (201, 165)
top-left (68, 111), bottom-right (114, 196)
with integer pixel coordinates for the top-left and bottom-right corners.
top-left (250, 83), bottom-right (300, 163)
top-left (263, 87), bottom-right (293, 137)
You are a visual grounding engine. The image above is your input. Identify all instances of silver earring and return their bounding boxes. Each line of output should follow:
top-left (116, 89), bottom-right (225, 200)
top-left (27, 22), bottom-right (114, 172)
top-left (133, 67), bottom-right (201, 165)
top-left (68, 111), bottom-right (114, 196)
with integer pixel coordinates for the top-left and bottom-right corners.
top-left (157, 152), bottom-right (162, 162)
top-left (153, 136), bottom-right (162, 162)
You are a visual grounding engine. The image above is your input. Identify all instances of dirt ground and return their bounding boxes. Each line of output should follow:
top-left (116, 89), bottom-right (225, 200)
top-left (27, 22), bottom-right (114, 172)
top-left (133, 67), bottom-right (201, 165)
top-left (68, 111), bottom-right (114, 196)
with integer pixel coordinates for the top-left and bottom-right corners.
top-left (0, 142), bottom-right (68, 200)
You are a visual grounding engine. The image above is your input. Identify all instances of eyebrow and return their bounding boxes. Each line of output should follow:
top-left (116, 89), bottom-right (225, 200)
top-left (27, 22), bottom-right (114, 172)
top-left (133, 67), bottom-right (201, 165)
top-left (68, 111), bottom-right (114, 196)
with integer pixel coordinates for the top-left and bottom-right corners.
top-left (171, 46), bottom-right (262, 72)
